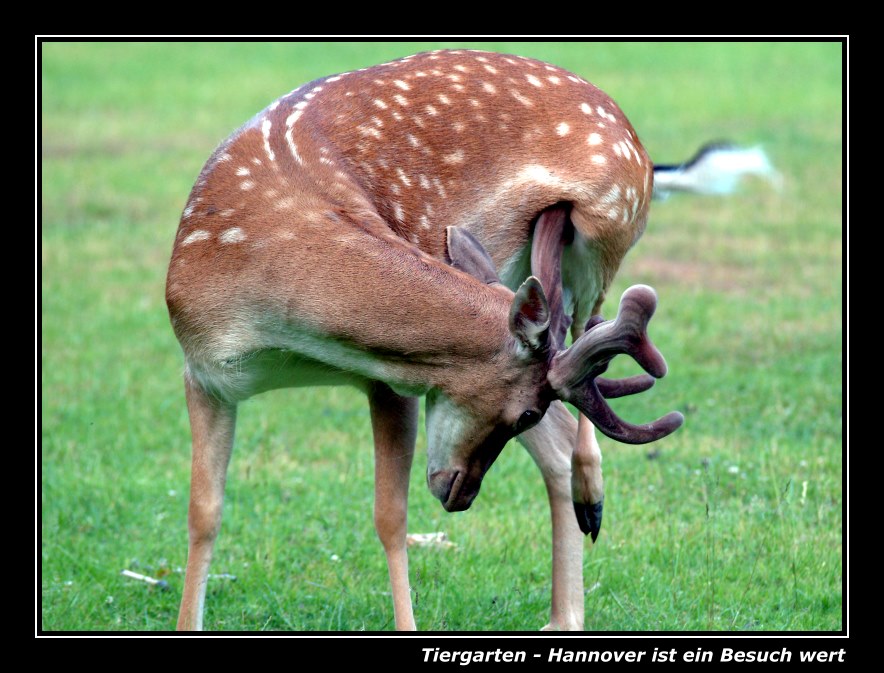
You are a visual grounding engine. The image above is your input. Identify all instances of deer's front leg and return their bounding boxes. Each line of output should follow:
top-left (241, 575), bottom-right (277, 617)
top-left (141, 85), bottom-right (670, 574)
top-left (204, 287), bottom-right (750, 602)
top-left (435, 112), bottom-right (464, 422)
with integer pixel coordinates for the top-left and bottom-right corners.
top-left (177, 375), bottom-right (237, 631)
top-left (368, 382), bottom-right (418, 631)
top-left (518, 401), bottom-right (586, 632)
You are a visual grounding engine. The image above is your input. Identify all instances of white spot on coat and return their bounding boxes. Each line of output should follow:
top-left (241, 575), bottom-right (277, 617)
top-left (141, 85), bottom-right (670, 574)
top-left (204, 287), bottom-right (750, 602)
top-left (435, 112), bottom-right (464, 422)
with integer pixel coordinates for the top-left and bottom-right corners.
top-left (482, 82), bottom-right (497, 94)
top-left (285, 128), bottom-right (303, 164)
top-left (394, 79), bottom-right (410, 91)
top-left (236, 166), bottom-right (250, 176)
top-left (394, 94), bottom-right (409, 106)
top-left (240, 180), bottom-right (255, 190)
top-left (525, 74), bottom-right (542, 87)
top-left (591, 154), bottom-right (606, 164)
top-left (407, 133), bottom-right (420, 147)
top-left (601, 184), bottom-right (622, 205)
top-left (453, 64), bottom-right (469, 73)
top-left (556, 122), bottom-right (570, 136)
top-left (587, 132), bottom-right (603, 146)
top-left (547, 76), bottom-right (561, 85)
top-left (510, 90), bottom-right (533, 106)
top-left (374, 99), bottom-right (388, 109)
top-left (419, 174), bottom-right (431, 190)
top-left (438, 93), bottom-right (451, 105)
top-left (219, 227), bottom-right (246, 243)
top-left (580, 103), bottom-right (593, 115)
top-left (396, 167), bottom-right (412, 187)
top-left (425, 104), bottom-right (438, 116)
top-left (483, 64), bottom-right (498, 74)
top-left (181, 229), bottom-right (210, 245)
top-left (443, 149), bottom-right (465, 164)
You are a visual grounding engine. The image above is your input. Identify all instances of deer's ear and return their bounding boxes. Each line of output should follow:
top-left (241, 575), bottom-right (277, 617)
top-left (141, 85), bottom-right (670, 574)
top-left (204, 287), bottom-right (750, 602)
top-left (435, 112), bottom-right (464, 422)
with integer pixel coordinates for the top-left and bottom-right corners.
top-left (509, 277), bottom-right (551, 353)
top-left (445, 226), bottom-right (501, 285)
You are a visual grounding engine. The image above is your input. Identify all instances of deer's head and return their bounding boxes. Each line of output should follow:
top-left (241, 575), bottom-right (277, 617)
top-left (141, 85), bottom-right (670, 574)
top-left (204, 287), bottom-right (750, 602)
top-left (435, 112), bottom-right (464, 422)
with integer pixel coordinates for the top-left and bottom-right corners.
top-left (425, 226), bottom-right (683, 512)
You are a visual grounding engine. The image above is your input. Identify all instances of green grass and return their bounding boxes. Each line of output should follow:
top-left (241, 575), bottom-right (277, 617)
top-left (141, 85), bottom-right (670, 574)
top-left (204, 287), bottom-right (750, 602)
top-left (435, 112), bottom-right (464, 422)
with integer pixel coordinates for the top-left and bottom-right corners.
top-left (41, 40), bottom-right (843, 632)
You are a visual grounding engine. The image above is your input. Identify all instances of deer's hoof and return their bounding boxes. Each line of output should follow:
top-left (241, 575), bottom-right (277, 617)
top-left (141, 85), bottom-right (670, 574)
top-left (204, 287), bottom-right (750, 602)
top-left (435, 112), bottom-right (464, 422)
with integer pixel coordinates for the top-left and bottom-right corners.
top-left (574, 498), bottom-right (604, 541)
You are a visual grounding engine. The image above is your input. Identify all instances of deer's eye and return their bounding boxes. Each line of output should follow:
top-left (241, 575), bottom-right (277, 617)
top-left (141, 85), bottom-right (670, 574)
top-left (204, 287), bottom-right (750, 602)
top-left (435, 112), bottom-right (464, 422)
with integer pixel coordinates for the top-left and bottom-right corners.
top-left (515, 409), bottom-right (542, 434)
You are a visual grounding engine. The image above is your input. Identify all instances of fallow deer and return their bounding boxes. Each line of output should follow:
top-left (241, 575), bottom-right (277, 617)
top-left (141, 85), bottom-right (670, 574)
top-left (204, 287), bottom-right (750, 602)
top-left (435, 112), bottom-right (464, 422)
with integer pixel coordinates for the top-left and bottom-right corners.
top-left (167, 49), bottom-right (768, 631)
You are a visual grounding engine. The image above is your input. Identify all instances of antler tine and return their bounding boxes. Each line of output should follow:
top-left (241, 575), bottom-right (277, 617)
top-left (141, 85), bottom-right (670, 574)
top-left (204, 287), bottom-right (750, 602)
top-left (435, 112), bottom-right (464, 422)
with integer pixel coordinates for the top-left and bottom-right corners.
top-left (530, 205), bottom-right (572, 350)
top-left (548, 285), bottom-right (684, 444)
top-left (583, 314), bottom-right (657, 398)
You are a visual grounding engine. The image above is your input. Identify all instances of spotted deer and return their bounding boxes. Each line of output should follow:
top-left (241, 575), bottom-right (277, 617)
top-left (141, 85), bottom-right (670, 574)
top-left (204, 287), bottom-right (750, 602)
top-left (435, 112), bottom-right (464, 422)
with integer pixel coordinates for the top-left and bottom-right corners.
top-left (167, 49), bottom-right (697, 632)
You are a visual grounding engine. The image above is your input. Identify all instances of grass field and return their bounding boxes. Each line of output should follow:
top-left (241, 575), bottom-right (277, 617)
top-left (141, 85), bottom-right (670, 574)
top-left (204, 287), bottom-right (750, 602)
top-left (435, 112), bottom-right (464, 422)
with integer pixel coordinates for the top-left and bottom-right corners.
top-left (40, 41), bottom-right (843, 632)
